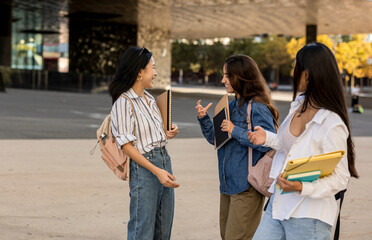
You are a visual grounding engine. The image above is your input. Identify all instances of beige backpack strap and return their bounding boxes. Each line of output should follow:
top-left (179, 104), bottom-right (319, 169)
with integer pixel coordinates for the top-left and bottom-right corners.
top-left (247, 99), bottom-right (253, 171)
top-left (120, 94), bottom-right (136, 135)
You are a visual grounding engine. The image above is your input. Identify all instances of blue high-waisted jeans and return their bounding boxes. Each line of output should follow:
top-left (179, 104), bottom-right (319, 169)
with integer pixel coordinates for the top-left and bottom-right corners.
top-left (127, 146), bottom-right (175, 240)
top-left (253, 191), bottom-right (332, 240)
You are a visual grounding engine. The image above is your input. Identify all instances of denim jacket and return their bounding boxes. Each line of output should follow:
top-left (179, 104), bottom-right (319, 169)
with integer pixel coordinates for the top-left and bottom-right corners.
top-left (198, 98), bottom-right (276, 195)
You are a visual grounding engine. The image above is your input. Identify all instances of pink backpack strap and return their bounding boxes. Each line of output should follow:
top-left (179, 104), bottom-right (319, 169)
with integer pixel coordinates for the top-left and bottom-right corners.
top-left (120, 94), bottom-right (136, 134)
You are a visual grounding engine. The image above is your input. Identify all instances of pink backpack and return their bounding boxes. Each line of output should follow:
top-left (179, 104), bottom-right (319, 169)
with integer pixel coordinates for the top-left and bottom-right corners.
top-left (247, 99), bottom-right (276, 197)
top-left (93, 95), bottom-right (135, 181)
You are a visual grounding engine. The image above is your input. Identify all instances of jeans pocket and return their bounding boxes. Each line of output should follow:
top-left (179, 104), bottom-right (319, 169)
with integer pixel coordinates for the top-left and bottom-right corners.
top-left (143, 152), bottom-right (154, 163)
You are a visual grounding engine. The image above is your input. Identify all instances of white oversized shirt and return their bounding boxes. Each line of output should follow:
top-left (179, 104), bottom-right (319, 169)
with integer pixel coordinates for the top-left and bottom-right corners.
top-left (264, 95), bottom-right (350, 226)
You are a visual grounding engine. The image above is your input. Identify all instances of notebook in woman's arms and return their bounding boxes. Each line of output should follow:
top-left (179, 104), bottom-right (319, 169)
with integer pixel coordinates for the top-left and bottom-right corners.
top-left (213, 107), bottom-right (232, 149)
top-left (282, 151), bottom-right (345, 179)
top-left (156, 90), bottom-right (172, 131)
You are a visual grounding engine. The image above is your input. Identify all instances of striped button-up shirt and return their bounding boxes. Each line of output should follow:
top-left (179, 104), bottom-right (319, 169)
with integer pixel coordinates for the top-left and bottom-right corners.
top-left (111, 88), bottom-right (167, 154)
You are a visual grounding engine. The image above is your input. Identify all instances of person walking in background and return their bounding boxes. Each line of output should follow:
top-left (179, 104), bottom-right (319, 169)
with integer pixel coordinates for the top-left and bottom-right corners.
top-left (109, 46), bottom-right (180, 240)
top-left (351, 84), bottom-right (363, 113)
top-left (195, 54), bottom-right (279, 240)
top-left (248, 43), bottom-right (359, 240)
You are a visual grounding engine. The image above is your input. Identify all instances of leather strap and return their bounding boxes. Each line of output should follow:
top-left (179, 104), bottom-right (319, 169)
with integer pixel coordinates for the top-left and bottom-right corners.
top-left (120, 94), bottom-right (136, 135)
top-left (247, 99), bottom-right (253, 171)
top-left (333, 189), bottom-right (347, 240)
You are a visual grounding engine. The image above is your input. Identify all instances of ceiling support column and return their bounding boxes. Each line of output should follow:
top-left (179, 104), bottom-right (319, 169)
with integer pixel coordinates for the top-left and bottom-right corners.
top-left (305, 0), bottom-right (318, 44)
top-left (137, 0), bottom-right (171, 89)
top-left (306, 24), bottom-right (317, 44)
top-left (0, 0), bottom-right (12, 67)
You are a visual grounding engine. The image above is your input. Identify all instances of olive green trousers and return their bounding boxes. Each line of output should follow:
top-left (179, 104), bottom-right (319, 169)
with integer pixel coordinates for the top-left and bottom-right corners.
top-left (220, 187), bottom-right (265, 240)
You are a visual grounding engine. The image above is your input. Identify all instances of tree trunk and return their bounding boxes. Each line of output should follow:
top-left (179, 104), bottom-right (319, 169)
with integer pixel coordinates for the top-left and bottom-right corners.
top-left (178, 69), bottom-right (183, 84)
top-left (273, 66), bottom-right (280, 86)
top-left (0, 72), bottom-right (5, 92)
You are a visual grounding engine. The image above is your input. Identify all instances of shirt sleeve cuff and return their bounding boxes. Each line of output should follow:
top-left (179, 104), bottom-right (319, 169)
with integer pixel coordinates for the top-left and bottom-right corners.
top-left (231, 125), bottom-right (244, 139)
top-left (197, 113), bottom-right (210, 123)
top-left (263, 130), bottom-right (276, 147)
top-left (300, 182), bottom-right (315, 196)
top-left (115, 134), bottom-right (137, 149)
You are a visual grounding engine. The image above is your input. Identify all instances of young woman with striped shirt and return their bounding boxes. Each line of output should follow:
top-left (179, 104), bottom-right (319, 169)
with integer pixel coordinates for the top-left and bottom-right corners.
top-left (108, 46), bottom-right (179, 240)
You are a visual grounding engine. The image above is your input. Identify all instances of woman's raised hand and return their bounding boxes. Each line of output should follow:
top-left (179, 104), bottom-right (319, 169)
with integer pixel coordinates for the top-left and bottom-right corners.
top-left (247, 126), bottom-right (266, 145)
top-left (195, 100), bottom-right (213, 119)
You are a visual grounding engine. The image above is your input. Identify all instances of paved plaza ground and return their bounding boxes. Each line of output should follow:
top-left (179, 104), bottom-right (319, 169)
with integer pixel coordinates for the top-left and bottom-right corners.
top-left (0, 88), bottom-right (372, 239)
top-left (1, 138), bottom-right (371, 240)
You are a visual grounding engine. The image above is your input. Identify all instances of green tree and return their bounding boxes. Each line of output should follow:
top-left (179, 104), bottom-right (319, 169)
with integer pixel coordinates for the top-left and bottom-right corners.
top-left (171, 40), bottom-right (198, 81)
top-left (260, 35), bottom-right (292, 85)
top-left (226, 38), bottom-right (259, 59)
top-left (171, 41), bottom-right (197, 75)
top-left (195, 41), bottom-right (226, 84)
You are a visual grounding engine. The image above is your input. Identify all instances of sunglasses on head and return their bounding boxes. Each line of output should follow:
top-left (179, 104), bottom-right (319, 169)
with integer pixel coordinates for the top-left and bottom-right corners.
top-left (139, 46), bottom-right (148, 56)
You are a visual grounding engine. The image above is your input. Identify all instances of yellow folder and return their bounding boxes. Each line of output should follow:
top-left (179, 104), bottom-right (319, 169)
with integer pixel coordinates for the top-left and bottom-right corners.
top-left (282, 151), bottom-right (345, 179)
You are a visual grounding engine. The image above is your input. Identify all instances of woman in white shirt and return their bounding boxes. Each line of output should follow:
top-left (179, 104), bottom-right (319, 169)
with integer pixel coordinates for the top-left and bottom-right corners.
top-left (109, 46), bottom-right (179, 240)
top-left (248, 43), bottom-right (359, 240)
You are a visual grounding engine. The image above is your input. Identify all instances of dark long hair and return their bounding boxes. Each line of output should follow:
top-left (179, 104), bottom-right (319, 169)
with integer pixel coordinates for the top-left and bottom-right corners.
top-left (293, 42), bottom-right (358, 178)
top-left (225, 54), bottom-right (279, 130)
top-left (108, 46), bottom-right (152, 104)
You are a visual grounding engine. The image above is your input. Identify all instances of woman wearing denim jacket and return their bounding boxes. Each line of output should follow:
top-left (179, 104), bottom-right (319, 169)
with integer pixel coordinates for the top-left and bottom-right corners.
top-left (109, 46), bottom-right (180, 240)
top-left (195, 54), bottom-right (279, 240)
top-left (248, 43), bottom-right (359, 240)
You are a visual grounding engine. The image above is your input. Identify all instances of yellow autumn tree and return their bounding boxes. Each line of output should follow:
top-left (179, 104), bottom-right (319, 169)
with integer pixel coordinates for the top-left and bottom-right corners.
top-left (286, 37), bottom-right (306, 59)
top-left (316, 35), bottom-right (335, 51)
top-left (286, 35), bottom-right (336, 76)
top-left (336, 34), bottom-right (372, 88)
top-left (286, 35), bottom-right (335, 59)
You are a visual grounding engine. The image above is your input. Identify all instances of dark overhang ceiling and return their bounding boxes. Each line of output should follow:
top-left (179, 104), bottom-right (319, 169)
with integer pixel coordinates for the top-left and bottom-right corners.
top-left (11, 0), bottom-right (372, 39)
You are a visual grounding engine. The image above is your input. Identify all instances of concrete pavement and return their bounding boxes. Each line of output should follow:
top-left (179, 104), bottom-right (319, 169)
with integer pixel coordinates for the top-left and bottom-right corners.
top-left (1, 137), bottom-right (371, 240)
top-left (169, 84), bottom-right (372, 110)
top-left (3, 88), bottom-right (372, 140)
top-left (169, 85), bottom-right (294, 102)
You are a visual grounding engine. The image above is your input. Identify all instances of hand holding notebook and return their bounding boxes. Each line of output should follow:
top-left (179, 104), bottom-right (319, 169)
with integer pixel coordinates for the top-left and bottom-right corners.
top-left (278, 151), bottom-right (344, 194)
top-left (278, 170), bottom-right (321, 194)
